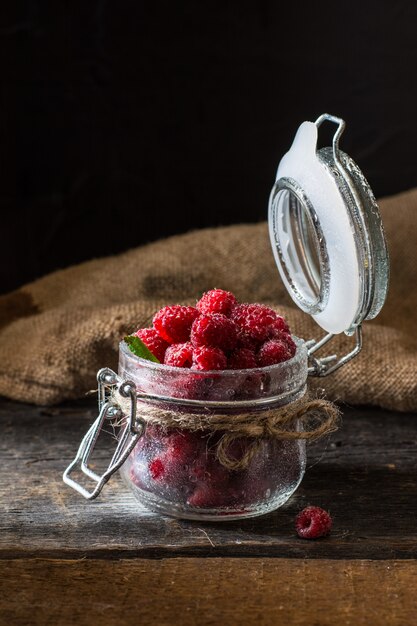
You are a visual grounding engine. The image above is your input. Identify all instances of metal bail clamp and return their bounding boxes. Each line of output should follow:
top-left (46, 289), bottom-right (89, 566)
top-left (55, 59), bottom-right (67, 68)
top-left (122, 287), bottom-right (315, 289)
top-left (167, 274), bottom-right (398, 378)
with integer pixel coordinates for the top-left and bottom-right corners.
top-left (306, 325), bottom-right (363, 377)
top-left (63, 368), bottom-right (144, 500)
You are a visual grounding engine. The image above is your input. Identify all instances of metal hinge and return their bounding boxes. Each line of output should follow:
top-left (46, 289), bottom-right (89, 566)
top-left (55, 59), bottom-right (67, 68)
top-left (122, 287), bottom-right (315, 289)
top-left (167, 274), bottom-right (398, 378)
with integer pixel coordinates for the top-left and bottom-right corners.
top-left (307, 325), bottom-right (362, 377)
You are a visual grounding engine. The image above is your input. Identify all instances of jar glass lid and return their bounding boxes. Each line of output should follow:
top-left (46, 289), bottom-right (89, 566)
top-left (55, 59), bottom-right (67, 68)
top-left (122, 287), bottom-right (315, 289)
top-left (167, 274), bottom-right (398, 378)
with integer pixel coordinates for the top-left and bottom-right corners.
top-left (268, 114), bottom-right (389, 336)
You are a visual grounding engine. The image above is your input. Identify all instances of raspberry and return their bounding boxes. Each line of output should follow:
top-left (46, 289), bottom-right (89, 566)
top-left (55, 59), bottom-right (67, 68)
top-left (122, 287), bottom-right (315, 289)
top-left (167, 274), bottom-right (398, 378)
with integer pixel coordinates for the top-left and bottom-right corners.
top-left (164, 342), bottom-right (194, 368)
top-left (270, 329), bottom-right (297, 357)
top-left (164, 430), bottom-right (199, 462)
top-left (149, 458), bottom-right (165, 480)
top-left (231, 304), bottom-right (278, 342)
top-left (272, 315), bottom-right (290, 335)
top-left (192, 345), bottom-right (227, 371)
top-left (295, 506), bottom-right (332, 539)
top-left (188, 484), bottom-right (234, 508)
top-left (191, 313), bottom-right (238, 351)
top-left (257, 339), bottom-right (292, 366)
top-left (168, 373), bottom-right (209, 400)
top-left (135, 328), bottom-right (170, 362)
top-left (282, 333), bottom-right (297, 357)
top-left (228, 348), bottom-right (257, 370)
top-left (235, 328), bottom-right (260, 351)
top-left (196, 288), bottom-right (238, 317)
top-left (153, 305), bottom-right (199, 343)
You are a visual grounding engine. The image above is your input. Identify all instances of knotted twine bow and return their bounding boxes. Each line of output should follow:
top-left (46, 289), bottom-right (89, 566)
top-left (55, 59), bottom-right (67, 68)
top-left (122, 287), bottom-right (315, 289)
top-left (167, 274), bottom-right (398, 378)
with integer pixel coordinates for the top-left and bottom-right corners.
top-left (113, 390), bottom-right (340, 470)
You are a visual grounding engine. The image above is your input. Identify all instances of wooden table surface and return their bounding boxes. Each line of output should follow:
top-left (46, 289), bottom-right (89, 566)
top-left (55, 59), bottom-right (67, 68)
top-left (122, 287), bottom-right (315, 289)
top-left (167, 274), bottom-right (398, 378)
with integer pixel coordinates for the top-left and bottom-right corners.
top-left (1, 398), bottom-right (416, 625)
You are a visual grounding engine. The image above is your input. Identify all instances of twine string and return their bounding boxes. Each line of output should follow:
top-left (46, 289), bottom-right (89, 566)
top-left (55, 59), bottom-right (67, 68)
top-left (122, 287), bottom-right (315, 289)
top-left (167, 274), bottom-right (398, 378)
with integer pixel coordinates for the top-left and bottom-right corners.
top-left (112, 390), bottom-right (340, 470)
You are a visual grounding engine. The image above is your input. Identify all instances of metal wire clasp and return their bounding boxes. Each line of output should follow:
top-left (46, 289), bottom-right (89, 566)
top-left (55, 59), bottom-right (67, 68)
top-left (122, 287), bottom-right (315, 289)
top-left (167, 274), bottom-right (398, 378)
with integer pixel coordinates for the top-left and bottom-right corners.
top-left (307, 326), bottom-right (362, 377)
top-left (63, 368), bottom-right (144, 499)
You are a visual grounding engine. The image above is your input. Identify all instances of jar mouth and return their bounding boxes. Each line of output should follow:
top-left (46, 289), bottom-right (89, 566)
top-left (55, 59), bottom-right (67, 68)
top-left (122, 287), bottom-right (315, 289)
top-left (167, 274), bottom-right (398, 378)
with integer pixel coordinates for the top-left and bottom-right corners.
top-left (119, 336), bottom-right (307, 376)
top-left (119, 336), bottom-right (308, 407)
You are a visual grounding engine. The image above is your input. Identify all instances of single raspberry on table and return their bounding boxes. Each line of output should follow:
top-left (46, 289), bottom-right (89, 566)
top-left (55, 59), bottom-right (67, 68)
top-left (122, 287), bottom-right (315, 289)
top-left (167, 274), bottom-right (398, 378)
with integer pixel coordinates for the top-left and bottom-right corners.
top-left (231, 303), bottom-right (278, 342)
top-left (164, 342), bottom-right (194, 368)
top-left (196, 288), bottom-right (238, 317)
top-left (228, 347), bottom-right (257, 370)
top-left (257, 339), bottom-right (292, 366)
top-left (295, 506), bottom-right (332, 539)
top-left (192, 345), bottom-right (227, 371)
top-left (153, 305), bottom-right (199, 343)
top-left (191, 313), bottom-right (238, 351)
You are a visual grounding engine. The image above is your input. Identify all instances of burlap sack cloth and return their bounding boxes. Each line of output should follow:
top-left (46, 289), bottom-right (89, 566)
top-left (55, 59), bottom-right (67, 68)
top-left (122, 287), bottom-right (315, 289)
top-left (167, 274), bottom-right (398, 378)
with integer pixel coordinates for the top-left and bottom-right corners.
top-left (0, 188), bottom-right (416, 410)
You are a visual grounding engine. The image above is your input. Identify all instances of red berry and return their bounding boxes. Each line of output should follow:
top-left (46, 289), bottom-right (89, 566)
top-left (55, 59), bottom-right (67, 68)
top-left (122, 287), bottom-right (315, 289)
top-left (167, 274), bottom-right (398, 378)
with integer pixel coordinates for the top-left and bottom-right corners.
top-left (270, 327), bottom-right (297, 356)
top-left (164, 430), bottom-right (199, 462)
top-left (187, 485), bottom-right (232, 508)
top-left (192, 346), bottom-right (227, 371)
top-left (282, 333), bottom-right (297, 357)
top-left (164, 342), bottom-right (194, 368)
top-left (272, 315), bottom-right (290, 335)
top-left (231, 303), bottom-right (278, 342)
top-left (196, 288), bottom-right (238, 317)
top-left (295, 506), bottom-right (332, 539)
top-left (228, 348), bottom-right (257, 370)
top-left (235, 328), bottom-right (260, 351)
top-left (257, 339), bottom-right (292, 366)
top-left (135, 328), bottom-right (170, 362)
top-left (191, 313), bottom-right (238, 351)
top-left (153, 305), bottom-right (199, 343)
top-left (149, 458), bottom-right (165, 480)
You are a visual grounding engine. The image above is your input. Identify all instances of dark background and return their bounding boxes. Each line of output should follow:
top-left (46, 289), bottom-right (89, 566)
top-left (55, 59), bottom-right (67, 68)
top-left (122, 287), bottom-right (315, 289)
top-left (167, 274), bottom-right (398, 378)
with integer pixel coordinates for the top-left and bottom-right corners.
top-left (2, 1), bottom-right (417, 294)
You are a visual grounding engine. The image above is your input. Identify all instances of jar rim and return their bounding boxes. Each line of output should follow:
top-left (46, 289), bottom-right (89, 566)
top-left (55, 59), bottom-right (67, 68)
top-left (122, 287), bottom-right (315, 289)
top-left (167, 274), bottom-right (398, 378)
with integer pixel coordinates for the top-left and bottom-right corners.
top-left (119, 336), bottom-right (307, 376)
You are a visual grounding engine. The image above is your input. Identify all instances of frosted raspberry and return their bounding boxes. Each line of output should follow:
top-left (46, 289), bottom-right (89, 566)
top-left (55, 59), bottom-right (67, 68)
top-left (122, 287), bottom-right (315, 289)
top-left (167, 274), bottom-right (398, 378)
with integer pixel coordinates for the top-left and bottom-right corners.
top-left (228, 348), bottom-right (257, 370)
top-left (269, 325), bottom-right (296, 357)
top-left (135, 328), bottom-right (170, 362)
top-left (282, 333), bottom-right (297, 357)
top-left (164, 430), bottom-right (199, 462)
top-left (153, 305), bottom-right (199, 343)
top-left (168, 373), bottom-right (209, 400)
top-left (272, 315), bottom-right (290, 335)
top-left (191, 313), bottom-right (238, 351)
top-left (164, 342), bottom-right (194, 368)
top-left (295, 506), bottom-right (332, 539)
top-left (192, 346), bottom-right (227, 371)
top-left (231, 303), bottom-right (278, 342)
top-left (149, 458), bottom-right (165, 480)
top-left (196, 288), bottom-right (238, 317)
top-left (188, 485), bottom-right (233, 508)
top-left (257, 339), bottom-right (292, 366)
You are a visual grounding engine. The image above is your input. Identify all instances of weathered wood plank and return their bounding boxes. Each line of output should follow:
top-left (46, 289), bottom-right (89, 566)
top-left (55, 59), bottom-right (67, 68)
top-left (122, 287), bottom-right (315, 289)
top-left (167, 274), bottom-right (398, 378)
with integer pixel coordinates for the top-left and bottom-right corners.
top-left (1, 399), bottom-right (416, 559)
top-left (1, 558), bottom-right (416, 626)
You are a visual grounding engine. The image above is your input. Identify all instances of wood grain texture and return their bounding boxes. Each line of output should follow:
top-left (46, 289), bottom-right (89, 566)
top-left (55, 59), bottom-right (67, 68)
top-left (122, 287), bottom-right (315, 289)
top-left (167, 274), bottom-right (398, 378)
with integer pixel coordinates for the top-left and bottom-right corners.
top-left (1, 399), bottom-right (417, 560)
top-left (1, 558), bottom-right (416, 626)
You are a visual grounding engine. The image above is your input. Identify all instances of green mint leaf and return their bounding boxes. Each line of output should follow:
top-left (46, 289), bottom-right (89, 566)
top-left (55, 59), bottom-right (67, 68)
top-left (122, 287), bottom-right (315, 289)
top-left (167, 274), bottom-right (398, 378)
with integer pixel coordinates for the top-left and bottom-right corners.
top-left (124, 335), bottom-right (160, 363)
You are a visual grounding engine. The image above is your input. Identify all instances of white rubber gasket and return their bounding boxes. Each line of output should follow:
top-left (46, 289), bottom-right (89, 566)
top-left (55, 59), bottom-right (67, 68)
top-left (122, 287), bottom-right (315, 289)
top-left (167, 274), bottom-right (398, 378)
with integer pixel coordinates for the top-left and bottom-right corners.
top-left (268, 121), bottom-right (360, 334)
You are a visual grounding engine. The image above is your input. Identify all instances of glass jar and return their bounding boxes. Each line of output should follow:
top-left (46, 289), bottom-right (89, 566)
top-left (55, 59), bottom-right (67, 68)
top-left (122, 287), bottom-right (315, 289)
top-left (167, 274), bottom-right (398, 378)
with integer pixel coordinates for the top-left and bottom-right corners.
top-left (118, 338), bottom-right (308, 520)
top-left (63, 113), bottom-right (389, 522)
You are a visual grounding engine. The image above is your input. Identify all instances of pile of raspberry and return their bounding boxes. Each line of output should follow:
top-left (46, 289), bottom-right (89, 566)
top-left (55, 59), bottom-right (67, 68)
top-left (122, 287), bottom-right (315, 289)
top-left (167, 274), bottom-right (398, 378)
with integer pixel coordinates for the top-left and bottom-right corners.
top-left (133, 288), bottom-right (296, 370)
